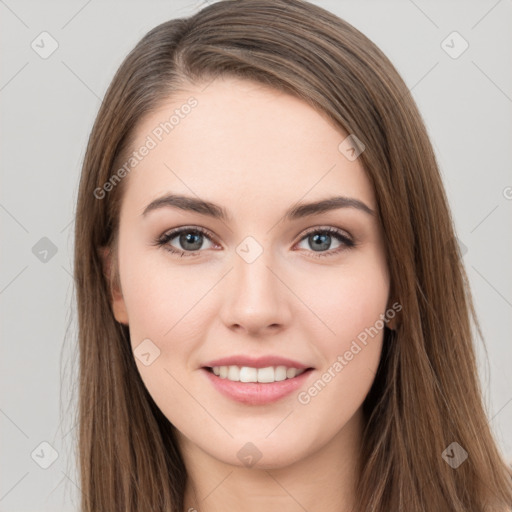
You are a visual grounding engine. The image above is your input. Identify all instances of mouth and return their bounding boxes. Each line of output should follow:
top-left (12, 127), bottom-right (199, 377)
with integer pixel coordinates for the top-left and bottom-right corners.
top-left (200, 365), bottom-right (315, 405)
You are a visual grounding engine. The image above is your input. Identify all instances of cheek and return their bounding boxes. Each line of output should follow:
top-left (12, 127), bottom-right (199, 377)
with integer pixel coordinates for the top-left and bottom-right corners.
top-left (306, 258), bottom-right (390, 351)
top-left (118, 243), bottom-right (216, 357)
top-left (296, 254), bottom-right (389, 406)
top-left (294, 263), bottom-right (389, 426)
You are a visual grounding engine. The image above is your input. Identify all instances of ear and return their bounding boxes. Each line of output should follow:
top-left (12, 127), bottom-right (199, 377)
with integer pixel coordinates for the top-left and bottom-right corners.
top-left (385, 296), bottom-right (401, 331)
top-left (386, 314), bottom-right (398, 331)
top-left (98, 246), bottom-right (129, 325)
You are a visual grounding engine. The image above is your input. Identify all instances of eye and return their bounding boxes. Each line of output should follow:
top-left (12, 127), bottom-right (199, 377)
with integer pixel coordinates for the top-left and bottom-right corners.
top-left (153, 225), bottom-right (355, 259)
top-left (154, 226), bottom-right (217, 258)
top-left (295, 227), bottom-right (355, 258)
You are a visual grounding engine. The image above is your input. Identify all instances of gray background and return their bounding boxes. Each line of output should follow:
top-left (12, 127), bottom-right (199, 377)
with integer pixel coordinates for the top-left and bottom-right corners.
top-left (1, 0), bottom-right (511, 510)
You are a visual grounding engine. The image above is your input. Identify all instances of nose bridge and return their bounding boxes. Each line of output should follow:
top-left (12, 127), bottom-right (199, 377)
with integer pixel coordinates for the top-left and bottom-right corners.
top-left (234, 237), bottom-right (280, 305)
top-left (220, 235), bottom-right (290, 332)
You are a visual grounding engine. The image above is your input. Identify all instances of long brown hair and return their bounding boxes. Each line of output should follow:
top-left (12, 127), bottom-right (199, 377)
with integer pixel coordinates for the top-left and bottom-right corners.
top-left (73, 0), bottom-right (512, 510)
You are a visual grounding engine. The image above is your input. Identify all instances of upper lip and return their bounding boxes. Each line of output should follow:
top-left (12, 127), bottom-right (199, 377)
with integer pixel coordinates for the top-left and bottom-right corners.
top-left (202, 355), bottom-right (313, 370)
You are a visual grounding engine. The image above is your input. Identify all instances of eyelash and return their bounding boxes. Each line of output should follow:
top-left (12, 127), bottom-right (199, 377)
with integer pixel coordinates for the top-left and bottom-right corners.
top-left (153, 225), bottom-right (356, 259)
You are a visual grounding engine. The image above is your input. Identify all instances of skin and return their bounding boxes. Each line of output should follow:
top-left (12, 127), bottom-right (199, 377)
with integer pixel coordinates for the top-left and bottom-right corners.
top-left (104, 77), bottom-right (393, 512)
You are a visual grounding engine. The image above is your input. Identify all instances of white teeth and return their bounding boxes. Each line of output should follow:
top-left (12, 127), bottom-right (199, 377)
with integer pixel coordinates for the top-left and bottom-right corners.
top-left (210, 365), bottom-right (306, 383)
top-left (227, 366), bottom-right (240, 381)
top-left (239, 366), bottom-right (258, 382)
top-left (256, 366), bottom-right (275, 383)
top-left (286, 367), bottom-right (297, 379)
top-left (274, 366), bottom-right (287, 381)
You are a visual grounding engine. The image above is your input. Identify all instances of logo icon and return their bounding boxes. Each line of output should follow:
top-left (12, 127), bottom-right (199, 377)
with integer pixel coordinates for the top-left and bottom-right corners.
top-left (236, 236), bottom-right (264, 264)
top-left (441, 32), bottom-right (469, 59)
top-left (134, 338), bottom-right (161, 366)
top-left (338, 134), bottom-right (365, 161)
top-left (442, 442), bottom-right (468, 469)
top-left (31, 441), bottom-right (59, 469)
top-left (32, 237), bottom-right (58, 263)
top-left (236, 442), bottom-right (263, 468)
top-left (31, 32), bottom-right (59, 59)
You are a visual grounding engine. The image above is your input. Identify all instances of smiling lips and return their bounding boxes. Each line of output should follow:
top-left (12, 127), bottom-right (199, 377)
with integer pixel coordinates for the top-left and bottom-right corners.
top-left (201, 355), bottom-right (314, 405)
top-left (202, 354), bottom-right (312, 383)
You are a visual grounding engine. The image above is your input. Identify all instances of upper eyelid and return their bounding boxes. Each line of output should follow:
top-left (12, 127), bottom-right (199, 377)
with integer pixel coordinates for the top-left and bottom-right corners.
top-left (160, 225), bottom-right (216, 242)
top-left (300, 225), bottom-right (352, 239)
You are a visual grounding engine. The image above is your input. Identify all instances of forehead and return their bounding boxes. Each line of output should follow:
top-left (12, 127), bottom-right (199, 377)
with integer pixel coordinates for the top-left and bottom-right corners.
top-left (120, 77), bottom-right (376, 217)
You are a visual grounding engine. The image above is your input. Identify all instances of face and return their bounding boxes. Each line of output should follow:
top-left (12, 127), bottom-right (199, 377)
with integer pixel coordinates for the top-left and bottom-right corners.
top-left (107, 77), bottom-right (391, 469)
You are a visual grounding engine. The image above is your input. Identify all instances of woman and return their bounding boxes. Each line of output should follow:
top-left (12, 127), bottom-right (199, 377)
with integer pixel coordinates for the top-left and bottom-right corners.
top-left (73, 0), bottom-right (512, 510)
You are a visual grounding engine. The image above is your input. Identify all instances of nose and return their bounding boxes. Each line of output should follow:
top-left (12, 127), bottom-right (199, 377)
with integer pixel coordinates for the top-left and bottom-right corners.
top-left (218, 248), bottom-right (292, 336)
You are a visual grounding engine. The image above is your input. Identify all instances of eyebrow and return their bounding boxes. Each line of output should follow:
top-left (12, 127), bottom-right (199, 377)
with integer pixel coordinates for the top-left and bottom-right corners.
top-left (142, 193), bottom-right (375, 221)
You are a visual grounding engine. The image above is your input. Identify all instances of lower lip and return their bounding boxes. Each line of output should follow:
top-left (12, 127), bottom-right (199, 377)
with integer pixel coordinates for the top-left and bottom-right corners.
top-left (201, 368), bottom-right (314, 405)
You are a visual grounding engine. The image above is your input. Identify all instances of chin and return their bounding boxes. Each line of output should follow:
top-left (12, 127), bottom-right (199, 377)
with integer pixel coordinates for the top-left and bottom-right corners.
top-left (206, 436), bottom-right (310, 470)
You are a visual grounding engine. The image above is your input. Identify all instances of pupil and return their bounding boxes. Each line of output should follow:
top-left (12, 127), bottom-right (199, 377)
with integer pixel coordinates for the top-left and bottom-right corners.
top-left (311, 233), bottom-right (330, 251)
top-left (180, 232), bottom-right (202, 251)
